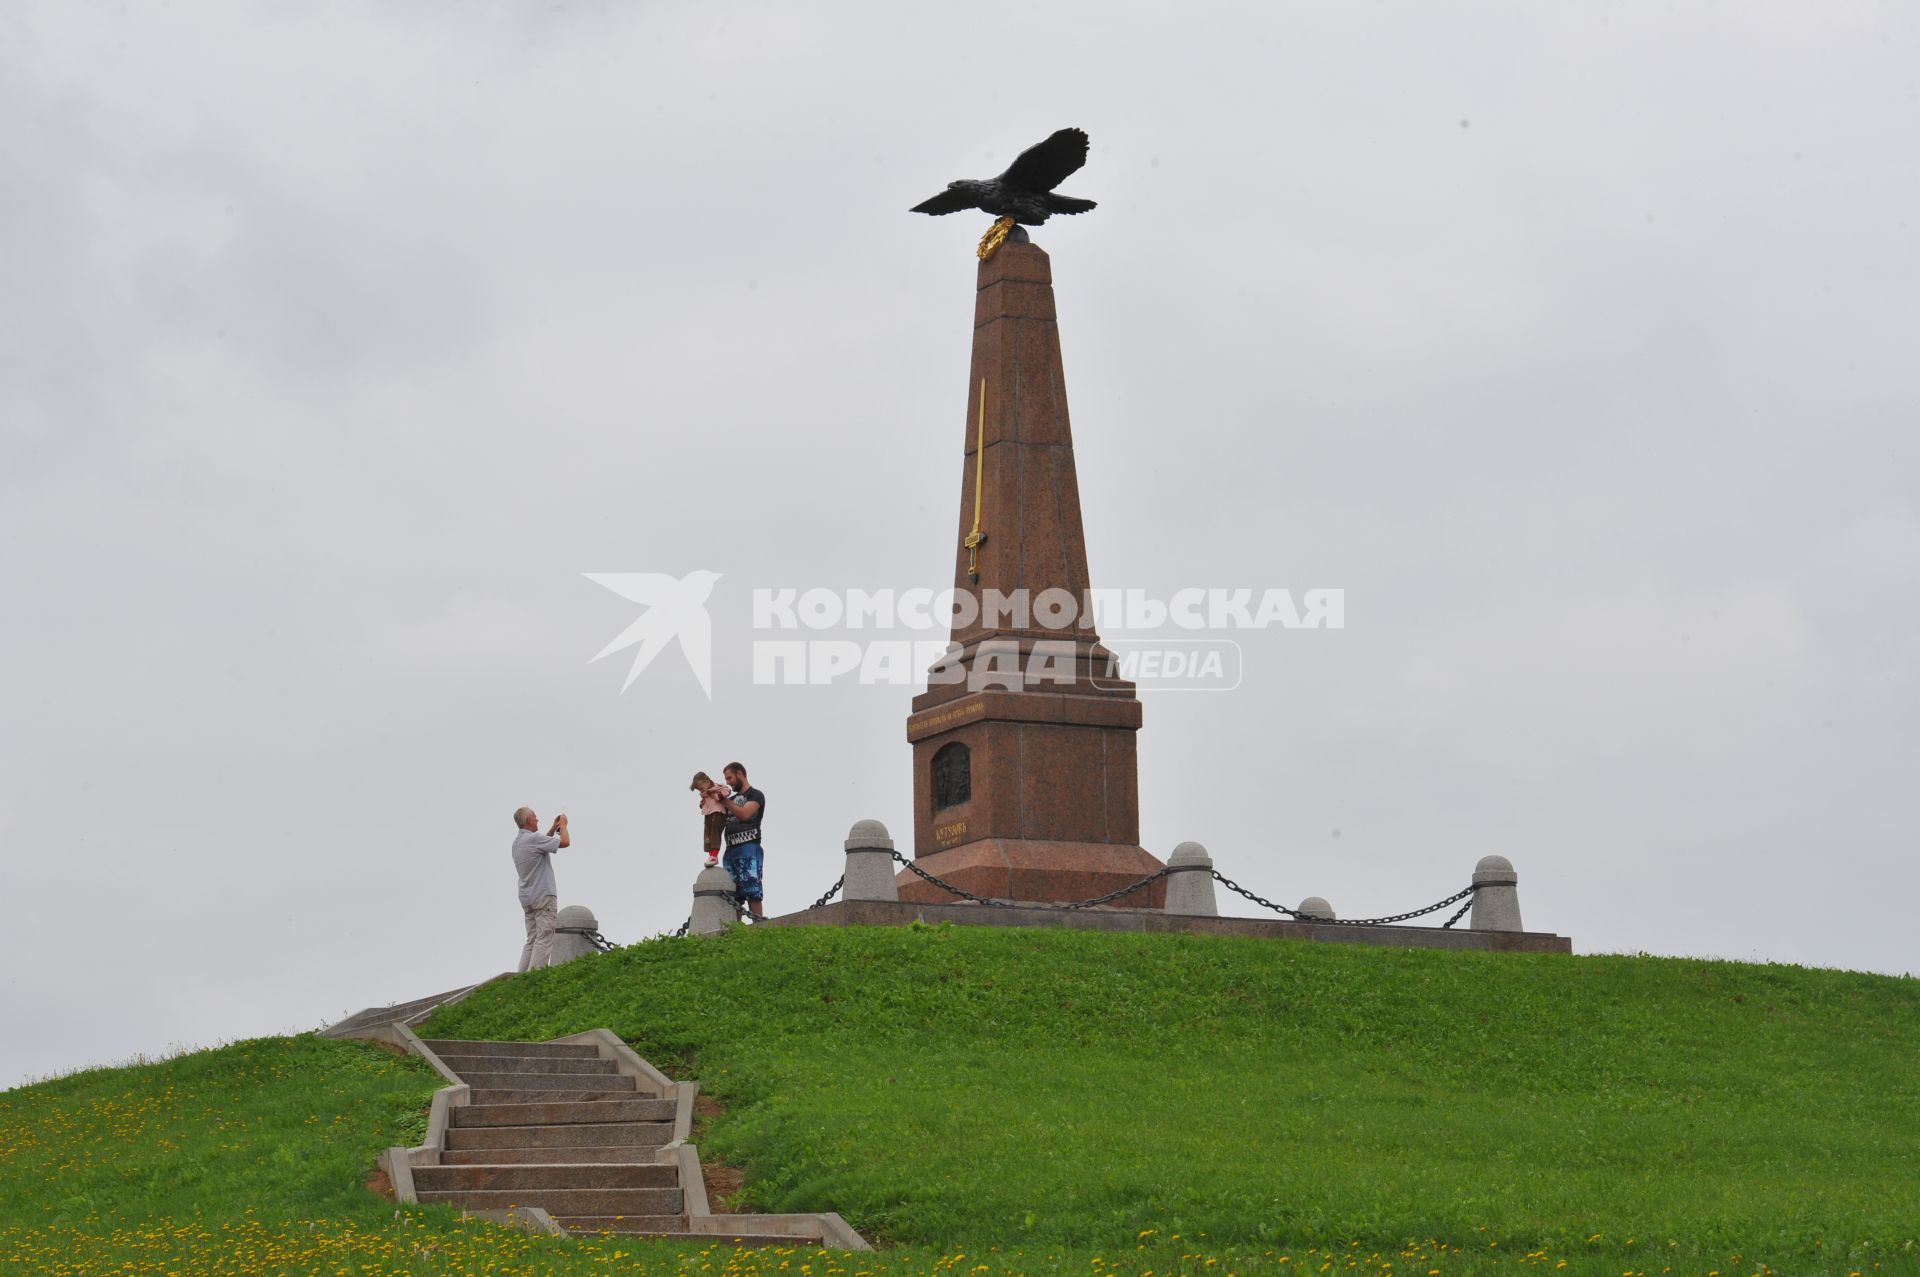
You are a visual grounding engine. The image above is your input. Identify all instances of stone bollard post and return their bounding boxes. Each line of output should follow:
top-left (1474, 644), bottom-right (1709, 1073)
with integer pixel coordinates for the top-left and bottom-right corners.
top-left (550, 905), bottom-right (603, 965)
top-left (842, 819), bottom-right (899, 903)
top-left (690, 863), bottom-right (739, 935)
top-left (1469, 854), bottom-right (1523, 932)
top-left (1161, 841), bottom-right (1218, 916)
top-left (1296, 896), bottom-right (1336, 921)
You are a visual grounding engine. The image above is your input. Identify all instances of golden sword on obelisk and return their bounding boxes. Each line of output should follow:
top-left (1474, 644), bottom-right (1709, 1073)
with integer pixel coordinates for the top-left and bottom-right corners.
top-left (963, 377), bottom-right (988, 583)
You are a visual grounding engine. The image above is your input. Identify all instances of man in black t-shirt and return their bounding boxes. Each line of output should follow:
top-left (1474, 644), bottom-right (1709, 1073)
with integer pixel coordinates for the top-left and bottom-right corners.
top-left (715, 761), bottom-right (767, 918)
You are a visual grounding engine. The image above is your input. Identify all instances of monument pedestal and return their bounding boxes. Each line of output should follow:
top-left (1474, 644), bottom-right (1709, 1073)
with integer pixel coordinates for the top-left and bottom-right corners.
top-left (903, 240), bottom-right (1164, 907)
top-left (901, 839), bottom-right (1166, 907)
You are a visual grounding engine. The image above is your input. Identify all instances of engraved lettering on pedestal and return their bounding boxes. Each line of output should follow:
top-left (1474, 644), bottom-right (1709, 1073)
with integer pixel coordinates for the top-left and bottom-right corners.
top-left (932, 742), bottom-right (972, 811)
top-left (913, 699), bottom-right (986, 738)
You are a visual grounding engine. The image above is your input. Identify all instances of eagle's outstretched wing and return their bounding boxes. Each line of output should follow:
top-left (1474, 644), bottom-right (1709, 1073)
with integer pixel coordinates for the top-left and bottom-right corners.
top-left (910, 188), bottom-right (975, 215)
top-left (996, 128), bottom-right (1089, 192)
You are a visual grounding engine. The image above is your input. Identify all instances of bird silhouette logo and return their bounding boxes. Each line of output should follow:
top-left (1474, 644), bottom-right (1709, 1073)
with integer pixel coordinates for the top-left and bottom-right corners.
top-left (583, 570), bottom-right (723, 697)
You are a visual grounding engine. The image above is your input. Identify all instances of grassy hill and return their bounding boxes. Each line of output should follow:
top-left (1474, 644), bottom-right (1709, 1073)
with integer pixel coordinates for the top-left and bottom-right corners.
top-left (3, 925), bottom-right (1917, 1276)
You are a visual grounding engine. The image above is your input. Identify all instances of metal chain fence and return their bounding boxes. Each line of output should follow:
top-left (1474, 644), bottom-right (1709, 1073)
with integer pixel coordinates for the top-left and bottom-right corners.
top-left (555, 926), bottom-right (618, 953)
top-left (667, 860), bottom-right (1479, 936)
top-left (1210, 870), bottom-right (1478, 928)
top-left (809, 875), bottom-right (845, 910)
top-left (721, 890), bottom-right (775, 924)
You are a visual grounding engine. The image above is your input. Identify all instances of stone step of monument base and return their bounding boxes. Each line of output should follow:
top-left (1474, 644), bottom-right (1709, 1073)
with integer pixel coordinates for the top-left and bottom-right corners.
top-left (416, 1186), bottom-right (682, 1215)
top-left (449, 1098), bottom-right (673, 1127)
top-left (436, 1054), bottom-right (619, 1077)
top-left (409, 1038), bottom-right (857, 1248)
top-left (442, 1144), bottom-right (667, 1166)
top-left (445, 1121), bottom-right (670, 1151)
top-left (556, 1215), bottom-right (822, 1245)
top-left (458, 1070), bottom-right (634, 1092)
top-left (423, 1038), bottom-right (600, 1060)
top-left (414, 1162), bottom-right (675, 1193)
top-left (467, 1087), bottom-right (636, 1106)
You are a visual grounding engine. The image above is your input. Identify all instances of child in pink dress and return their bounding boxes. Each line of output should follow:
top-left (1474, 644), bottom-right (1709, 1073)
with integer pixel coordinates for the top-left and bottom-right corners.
top-left (690, 771), bottom-right (733, 868)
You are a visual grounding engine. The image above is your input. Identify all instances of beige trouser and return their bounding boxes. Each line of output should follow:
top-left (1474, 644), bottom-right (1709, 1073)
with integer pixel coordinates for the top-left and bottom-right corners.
top-left (518, 895), bottom-right (558, 972)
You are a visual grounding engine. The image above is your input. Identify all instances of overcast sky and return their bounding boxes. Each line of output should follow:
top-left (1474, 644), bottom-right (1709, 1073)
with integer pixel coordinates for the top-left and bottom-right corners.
top-left (4, 1), bottom-right (1917, 1087)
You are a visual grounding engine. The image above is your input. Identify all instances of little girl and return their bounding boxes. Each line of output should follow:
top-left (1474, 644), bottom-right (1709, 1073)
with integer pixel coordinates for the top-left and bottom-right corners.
top-left (690, 771), bottom-right (732, 868)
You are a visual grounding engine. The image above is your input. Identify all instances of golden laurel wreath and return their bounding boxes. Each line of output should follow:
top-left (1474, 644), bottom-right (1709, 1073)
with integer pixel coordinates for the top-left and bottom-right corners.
top-left (976, 216), bottom-right (1017, 261)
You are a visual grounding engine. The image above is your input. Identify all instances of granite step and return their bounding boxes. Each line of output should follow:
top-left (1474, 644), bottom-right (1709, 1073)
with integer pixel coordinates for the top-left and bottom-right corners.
top-left (556, 1214), bottom-right (686, 1234)
top-left (450, 1098), bottom-right (674, 1127)
top-left (445, 1121), bottom-right (671, 1151)
top-left (442, 1144), bottom-right (668, 1165)
top-left (467, 1087), bottom-right (635, 1106)
top-left (423, 1039), bottom-right (600, 1059)
top-left (558, 1217), bottom-right (820, 1245)
top-left (415, 1187), bottom-right (682, 1215)
top-left (414, 1162), bottom-right (676, 1193)
top-left (437, 1054), bottom-right (618, 1077)
top-left (456, 1071), bottom-right (634, 1092)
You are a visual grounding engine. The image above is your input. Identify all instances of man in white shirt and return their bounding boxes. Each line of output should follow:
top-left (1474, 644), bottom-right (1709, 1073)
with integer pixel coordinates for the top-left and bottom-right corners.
top-left (511, 806), bottom-right (569, 971)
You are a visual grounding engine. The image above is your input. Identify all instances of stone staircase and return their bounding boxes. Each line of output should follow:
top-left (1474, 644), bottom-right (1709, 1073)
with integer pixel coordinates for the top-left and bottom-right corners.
top-left (413, 1038), bottom-right (820, 1244)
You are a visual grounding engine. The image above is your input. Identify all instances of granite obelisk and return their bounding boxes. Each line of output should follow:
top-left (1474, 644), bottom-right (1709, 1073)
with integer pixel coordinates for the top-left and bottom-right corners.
top-left (902, 240), bottom-right (1165, 906)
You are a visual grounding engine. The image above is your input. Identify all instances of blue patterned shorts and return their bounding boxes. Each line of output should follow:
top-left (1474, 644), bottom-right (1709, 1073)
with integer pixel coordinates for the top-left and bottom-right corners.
top-left (722, 841), bottom-right (764, 902)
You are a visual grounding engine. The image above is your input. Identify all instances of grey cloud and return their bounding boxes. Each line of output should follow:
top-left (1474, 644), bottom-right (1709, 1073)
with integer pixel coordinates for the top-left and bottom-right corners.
top-left (5, 0), bottom-right (1919, 1086)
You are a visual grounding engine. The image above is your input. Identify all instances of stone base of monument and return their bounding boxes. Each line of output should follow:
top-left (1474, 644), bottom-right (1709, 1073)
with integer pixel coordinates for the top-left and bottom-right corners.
top-left (898, 839), bottom-right (1168, 909)
top-left (771, 899), bottom-right (1572, 955)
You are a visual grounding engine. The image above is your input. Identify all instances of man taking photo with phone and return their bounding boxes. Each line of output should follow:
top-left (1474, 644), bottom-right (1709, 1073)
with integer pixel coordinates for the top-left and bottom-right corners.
top-left (511, 806), bottom-right (569, 970)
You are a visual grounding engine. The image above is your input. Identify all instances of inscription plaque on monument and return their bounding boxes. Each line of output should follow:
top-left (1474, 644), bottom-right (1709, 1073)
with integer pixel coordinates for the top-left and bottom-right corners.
top-left (932, 743), bottom-right (972, 811)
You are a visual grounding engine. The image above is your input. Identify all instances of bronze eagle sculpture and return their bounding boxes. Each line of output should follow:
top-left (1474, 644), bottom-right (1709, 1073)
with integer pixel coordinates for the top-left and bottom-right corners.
top-left (909, 127), bottom-right (1097, 226)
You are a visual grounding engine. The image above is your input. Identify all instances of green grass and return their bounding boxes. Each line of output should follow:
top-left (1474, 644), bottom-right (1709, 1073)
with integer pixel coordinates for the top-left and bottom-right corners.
top-left (421, 926), bottom-right (1920, 1270)
top-left (3, 926), bottom-right (1917, 1276)
top-left (0, 1035), bottom-right (436, 1226)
